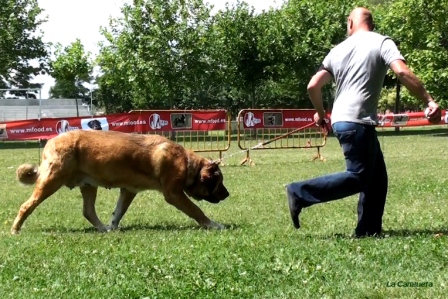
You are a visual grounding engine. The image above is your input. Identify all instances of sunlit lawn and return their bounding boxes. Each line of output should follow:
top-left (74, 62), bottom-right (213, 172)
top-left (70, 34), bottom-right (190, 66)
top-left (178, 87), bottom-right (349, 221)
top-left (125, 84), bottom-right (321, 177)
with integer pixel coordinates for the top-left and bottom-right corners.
top-left (0, 126), bottom-right (447, 298)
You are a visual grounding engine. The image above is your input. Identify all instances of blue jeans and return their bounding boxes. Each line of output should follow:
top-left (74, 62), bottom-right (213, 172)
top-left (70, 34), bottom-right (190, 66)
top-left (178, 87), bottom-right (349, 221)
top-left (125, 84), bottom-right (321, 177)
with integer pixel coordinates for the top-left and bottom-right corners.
top-left (286, 121), bottom-right (388, 235)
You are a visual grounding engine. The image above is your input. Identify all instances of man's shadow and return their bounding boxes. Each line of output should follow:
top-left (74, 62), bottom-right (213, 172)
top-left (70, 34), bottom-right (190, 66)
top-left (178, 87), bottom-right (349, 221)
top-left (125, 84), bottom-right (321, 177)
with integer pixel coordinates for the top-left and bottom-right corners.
top-left (382, 228), bottom-right (448, 237)
top-left (314, 228), bottom-right (448, 240)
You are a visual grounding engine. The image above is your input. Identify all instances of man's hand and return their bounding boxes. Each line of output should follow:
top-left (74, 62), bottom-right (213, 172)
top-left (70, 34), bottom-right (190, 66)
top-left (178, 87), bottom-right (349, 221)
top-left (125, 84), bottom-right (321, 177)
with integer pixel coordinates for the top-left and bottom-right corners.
top-left (426, 101), bottom-right (441, 123)
top-left (314, 112), bottom-right (331, 135)
top-left (313, 112), bottom-right (326, 126)
top-left (426, 101), bottom-right (440, 117)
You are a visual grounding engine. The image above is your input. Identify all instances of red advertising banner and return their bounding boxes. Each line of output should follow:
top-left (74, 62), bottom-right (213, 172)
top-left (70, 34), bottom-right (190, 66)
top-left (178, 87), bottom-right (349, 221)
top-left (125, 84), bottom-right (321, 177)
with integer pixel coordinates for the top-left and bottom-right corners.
top-left (239, 109), bottom-right (448, 129)
top-left (0, 110), bottom-right (228, 141)
top-left (240, 109), bottom-right (316, 129)
top-left (1, 109), bottom-right (445, 141)
top-left (378, 110), bottom-right (447, 127)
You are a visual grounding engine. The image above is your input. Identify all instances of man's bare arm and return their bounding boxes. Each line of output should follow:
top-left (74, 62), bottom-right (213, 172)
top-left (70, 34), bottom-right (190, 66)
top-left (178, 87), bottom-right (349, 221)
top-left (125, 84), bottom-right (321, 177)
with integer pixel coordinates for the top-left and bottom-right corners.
top-left (307, 70), bottom-right (333, 118)
top-left (390, 60), bottom-right (434, 104)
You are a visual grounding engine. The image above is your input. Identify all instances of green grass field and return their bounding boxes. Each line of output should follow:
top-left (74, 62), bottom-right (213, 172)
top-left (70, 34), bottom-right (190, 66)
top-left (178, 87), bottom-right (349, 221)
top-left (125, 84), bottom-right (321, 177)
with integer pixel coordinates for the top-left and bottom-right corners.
top-left (1, 127), bottom-right (447, 299)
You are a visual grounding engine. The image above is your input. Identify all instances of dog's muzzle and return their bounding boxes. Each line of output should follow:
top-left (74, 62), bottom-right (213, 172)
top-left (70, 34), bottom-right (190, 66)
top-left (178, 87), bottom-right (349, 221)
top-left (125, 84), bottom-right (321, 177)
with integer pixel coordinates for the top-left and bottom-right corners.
top-left (205, 186), bottom-right (229, 204)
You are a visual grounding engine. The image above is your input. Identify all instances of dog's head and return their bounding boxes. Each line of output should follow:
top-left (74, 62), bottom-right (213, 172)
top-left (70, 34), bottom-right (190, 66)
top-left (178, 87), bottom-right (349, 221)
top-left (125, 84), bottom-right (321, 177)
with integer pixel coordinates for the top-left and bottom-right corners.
top-left (88, 120), bottom-right (102, 130)
top-left (185, 160), bottom-right (229, 204)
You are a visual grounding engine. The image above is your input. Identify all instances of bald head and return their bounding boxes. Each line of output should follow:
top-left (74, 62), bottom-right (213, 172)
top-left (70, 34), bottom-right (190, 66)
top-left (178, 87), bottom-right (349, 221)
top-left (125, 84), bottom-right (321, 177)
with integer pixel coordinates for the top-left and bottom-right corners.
top-left (347, 7), bottom-right (374, 36)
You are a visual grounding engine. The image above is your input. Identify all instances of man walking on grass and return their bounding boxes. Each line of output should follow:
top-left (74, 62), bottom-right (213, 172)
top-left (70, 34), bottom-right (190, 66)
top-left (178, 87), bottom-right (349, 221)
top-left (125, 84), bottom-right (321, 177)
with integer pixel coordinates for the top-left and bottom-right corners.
top-left (286, 7), bottom-right (440, 237)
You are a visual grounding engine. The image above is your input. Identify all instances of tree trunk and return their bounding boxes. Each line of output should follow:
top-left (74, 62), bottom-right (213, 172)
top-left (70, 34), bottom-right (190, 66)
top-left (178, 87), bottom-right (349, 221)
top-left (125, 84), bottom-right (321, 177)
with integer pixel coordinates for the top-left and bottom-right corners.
top-left (75, 97), bottom-right (79, 117)
top-left (251, 80), bottom-right (256, 108)
top-left (394, 79), bottom-right (401, 132)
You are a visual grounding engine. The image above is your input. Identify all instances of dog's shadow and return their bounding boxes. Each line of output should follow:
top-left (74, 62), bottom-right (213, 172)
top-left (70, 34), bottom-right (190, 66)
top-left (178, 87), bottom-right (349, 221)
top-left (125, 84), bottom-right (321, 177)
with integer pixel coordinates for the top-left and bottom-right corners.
top-left (41, 226), bottom-right (446, 237)
top-left (42, 223), bottom-right (241, 234)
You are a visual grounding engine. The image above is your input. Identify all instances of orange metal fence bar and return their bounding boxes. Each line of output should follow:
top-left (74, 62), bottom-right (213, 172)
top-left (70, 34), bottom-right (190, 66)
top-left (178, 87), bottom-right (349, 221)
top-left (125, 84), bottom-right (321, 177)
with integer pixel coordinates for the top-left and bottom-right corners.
top-left (236, 109), bottom-right (327, 165)
top-left (129, 109), bottom-right (231, 161)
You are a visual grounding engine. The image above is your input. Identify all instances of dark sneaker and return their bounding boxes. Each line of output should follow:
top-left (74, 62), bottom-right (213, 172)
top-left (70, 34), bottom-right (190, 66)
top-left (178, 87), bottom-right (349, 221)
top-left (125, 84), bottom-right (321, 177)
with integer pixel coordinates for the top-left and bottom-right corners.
top-left (286, 186), bottom-right (302, 229)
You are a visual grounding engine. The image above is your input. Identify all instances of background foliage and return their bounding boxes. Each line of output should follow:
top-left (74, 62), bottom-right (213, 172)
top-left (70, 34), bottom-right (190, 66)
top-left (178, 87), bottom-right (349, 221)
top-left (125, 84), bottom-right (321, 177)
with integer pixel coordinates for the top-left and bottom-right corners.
top-left (0, 0), bottom-right (47, 97)
top-left (49, 39), bottom-right (93, 100)
top-left (93, 0), bottom-right (448, 113)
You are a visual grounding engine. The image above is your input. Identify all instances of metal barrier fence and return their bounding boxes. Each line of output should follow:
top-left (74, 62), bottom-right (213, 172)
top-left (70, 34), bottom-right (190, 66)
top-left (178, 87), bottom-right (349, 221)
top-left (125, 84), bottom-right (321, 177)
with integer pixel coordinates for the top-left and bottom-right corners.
top-left (236, 109), bottom-right (327, 165)
top-left (7, 108), bottom-right (445, 166)
top-left (129, 110), bottom-right (231, 160)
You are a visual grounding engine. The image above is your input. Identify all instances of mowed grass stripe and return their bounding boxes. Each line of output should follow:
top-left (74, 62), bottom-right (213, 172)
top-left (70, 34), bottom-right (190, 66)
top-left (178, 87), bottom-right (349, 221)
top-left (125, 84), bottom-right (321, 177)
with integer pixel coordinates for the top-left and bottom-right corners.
top-left (0, 127), bottom-right (447, 298)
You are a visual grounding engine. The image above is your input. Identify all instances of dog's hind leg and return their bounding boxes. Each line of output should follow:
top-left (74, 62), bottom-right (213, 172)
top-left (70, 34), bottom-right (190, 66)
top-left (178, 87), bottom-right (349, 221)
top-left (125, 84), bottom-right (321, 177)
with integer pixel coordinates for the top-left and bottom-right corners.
top-left (163, 190), bottom-right (224, 229)
top-left (105, 188), bottom-right (137, 231)
top-left (80, 185), bottom-right (107, 232)
top-left (11, 173), bottom-right (64, 234)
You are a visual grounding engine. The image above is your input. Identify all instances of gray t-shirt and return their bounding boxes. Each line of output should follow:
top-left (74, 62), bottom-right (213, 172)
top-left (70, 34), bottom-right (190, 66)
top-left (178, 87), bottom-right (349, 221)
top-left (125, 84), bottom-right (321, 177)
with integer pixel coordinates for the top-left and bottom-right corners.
top-left (322, 31), bottom-right (404, 125)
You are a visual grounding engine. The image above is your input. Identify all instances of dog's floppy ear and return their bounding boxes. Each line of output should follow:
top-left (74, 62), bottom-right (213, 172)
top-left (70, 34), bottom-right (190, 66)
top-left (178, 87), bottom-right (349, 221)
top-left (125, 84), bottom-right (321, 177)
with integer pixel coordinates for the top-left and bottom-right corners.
top-left (209, 159), bottom-right (222, 166)
top-left (200, 161), bottom-right (221, 182)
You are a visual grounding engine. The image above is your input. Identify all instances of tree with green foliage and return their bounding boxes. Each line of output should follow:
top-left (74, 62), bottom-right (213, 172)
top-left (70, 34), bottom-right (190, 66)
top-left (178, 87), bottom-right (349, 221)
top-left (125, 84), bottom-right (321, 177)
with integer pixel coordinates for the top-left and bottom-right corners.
top-left (254, 0), bottom-right (361, 110)
top-left (49, 39), bottom-right (93, 115)
top-left (49, 79), bottom-right (90, 100)
top-left (374, 0), bottom-right (448, 110)
top-left (96, 0), bottom-right (217, 112)
top-left (211, 2), bottom-right (267, 110)
top-left (93, 0), bottom-right (446, 114)
top-left (0, 0), bottom-right (48, 96)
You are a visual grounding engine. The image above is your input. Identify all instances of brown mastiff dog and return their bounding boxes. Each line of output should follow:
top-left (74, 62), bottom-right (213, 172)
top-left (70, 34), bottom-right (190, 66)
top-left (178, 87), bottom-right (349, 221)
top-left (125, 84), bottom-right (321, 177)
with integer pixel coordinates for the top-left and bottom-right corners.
top-left (11, 130), bottom-right (229, 234)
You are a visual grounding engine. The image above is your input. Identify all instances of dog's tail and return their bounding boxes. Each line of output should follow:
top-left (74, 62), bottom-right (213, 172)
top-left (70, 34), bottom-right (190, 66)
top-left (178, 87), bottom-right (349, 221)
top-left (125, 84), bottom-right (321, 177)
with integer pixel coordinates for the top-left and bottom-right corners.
top-left (16, 164), bottom-right (40, 185)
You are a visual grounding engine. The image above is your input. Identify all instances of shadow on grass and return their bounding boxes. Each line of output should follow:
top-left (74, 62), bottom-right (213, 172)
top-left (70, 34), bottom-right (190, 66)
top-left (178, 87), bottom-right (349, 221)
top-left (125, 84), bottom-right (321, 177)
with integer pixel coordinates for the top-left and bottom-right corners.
top-left (118, 222), bottom-right (241, 232)
top-left (41, 222), bottom-right (241, 234)
top-left (0, 140), bottom-right (44, 149)
top-left (319, 127), bottom-right (448, 139)
top-left (382, 228), bottom-right (448, 237)
top-left (312, 228), bottom-right (447, 240)
top-left (375, 127), bottom-right (448, 137)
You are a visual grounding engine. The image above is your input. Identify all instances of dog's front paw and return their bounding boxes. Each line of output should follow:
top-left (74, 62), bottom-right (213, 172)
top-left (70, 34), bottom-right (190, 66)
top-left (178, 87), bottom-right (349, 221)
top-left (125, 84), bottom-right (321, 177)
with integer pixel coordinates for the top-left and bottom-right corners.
top-left (103, 225), bottom-right (119, 232)
top-left (95, 225), bottom-right (116, 233)
top-left (204, 220), bottom-right (225, 230)
top-left (95, 226), bottom-right (108, 233)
